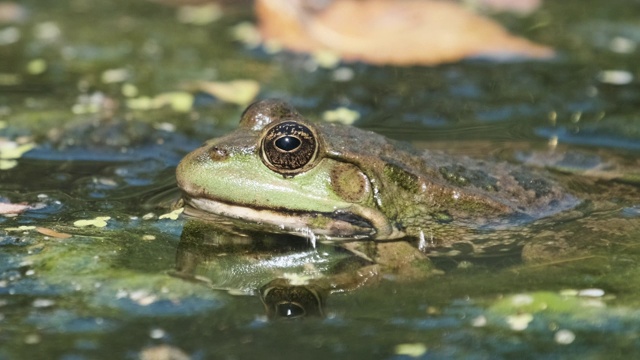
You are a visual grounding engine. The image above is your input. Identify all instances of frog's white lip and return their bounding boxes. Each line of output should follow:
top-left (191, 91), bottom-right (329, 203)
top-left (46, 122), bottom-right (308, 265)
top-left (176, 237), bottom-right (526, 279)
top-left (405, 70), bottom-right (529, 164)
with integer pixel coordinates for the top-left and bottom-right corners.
top-left (182, 196), bottom-right (404, 241)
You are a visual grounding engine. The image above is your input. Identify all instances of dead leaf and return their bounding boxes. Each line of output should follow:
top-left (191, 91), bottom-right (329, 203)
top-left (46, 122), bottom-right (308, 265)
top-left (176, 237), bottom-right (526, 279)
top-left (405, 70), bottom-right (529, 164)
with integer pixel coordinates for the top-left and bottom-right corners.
top-left (0, 202), bottom-right (29, 215)
top-left (36, 227), bottom-right (72, 239)
top-left (255, 0), bottom-right (553, 66)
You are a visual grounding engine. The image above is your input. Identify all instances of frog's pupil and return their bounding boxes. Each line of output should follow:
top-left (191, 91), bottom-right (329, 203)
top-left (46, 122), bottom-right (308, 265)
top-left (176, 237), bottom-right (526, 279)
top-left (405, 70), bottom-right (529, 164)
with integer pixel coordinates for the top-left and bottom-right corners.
top-left (275, 136), bottom-right (301, 152)
top-left (276, 302), bottom-right (305, 318)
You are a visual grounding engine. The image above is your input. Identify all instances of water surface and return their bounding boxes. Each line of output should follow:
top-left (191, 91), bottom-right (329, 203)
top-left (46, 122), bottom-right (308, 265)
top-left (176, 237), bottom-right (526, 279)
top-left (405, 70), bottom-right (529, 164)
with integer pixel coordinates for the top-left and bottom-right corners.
top-left (1, 0), bottom-right (640, 358)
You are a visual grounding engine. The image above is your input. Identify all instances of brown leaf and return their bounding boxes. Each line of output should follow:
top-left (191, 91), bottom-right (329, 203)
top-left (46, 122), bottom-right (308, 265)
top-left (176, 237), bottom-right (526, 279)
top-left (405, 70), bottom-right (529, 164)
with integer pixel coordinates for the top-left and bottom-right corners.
top-left (256, 0), bottom-right (553, 66)
top-left (0, 202), bottom-right (29, 215)
top-left (36, 227), bottom-right (73, 239)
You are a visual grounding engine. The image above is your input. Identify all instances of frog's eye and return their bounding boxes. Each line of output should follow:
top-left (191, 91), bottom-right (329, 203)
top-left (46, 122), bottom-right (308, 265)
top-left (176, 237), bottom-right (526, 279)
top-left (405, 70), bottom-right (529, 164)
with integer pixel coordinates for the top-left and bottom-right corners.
top-left (261, 121), bottom-right (318, 175)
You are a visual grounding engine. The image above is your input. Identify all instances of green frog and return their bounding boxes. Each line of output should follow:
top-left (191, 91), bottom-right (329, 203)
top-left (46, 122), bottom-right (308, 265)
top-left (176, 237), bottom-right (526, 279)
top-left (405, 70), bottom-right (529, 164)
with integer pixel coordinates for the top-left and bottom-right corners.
top-left (174, 99), bottom-right (640, 317)
top-left (177, 99), bottom-right (581, 256)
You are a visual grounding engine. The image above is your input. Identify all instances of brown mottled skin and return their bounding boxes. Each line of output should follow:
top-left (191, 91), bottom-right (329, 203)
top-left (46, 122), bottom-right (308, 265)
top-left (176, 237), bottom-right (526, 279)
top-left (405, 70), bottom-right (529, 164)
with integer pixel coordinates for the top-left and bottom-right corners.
top-left (318, 117), bottom-right (577, 241)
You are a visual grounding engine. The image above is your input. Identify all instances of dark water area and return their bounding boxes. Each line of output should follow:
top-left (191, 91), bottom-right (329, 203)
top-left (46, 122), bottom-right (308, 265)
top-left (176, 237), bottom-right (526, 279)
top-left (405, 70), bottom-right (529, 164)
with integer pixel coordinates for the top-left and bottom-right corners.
top-left (1, 0), bottom-right (640, 358)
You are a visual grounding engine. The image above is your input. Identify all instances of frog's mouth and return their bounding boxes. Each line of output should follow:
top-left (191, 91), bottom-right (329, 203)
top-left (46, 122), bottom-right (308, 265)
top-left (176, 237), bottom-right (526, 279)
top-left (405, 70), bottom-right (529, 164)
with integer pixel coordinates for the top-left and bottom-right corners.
top-left (181, 196), bottom-right (405, 241)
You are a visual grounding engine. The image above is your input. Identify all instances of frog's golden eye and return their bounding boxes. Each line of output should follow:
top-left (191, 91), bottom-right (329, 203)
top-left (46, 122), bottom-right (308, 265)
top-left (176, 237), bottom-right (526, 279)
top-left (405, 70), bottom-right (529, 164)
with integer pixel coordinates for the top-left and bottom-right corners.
top-left (261, 121), bottom-right (318, 175)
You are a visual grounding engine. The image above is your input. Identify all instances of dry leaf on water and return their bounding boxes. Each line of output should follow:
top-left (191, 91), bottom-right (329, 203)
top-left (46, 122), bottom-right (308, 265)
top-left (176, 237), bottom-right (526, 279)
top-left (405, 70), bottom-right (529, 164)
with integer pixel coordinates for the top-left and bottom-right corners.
top-left (36, 227), bottom-right (73, 239)
top-left (0, 202), bottom-right (29, 215)
top-left (256, 0), bottom-right (553, 66)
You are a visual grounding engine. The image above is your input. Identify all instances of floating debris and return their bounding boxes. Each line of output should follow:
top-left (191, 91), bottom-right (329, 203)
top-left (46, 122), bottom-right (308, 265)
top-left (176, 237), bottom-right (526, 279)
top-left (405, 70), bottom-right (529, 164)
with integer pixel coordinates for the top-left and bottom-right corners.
top-left (176, 4), bottom-right (222, 25)
top-left (101, 68), bottom-right (131, 83)
top-left (0, 26), bottom-right (20, 45)
top-left (597, 70), bottom-right (633, 85)
top-left (394, 343), bottom-right (428, 357)
top-left (0, 202), bottom-right (30, 215)
top-left (36, 227), bottom-right (72, 239)
top-left (26, 58), bottom-right (47, 75)
top-left (127, 92), bottom-right (194, 112)
top-left (0, 138), bottom-right (36, 170)
top-left (140, 345), bottom-right (190, 360)
top-left (32, 299), bottom-right (55, 308)
top-left (577, 288), bottom-right (605, 298)
top-left (231, 21), bottom-right (262, 48)
top-left (554, 329), bottom-right (576, 345)
top-left (322, 107), bottom-right (360, 125)
top-left (191, 80), bottom-right (260, 106)
top-left (506, 313), bottom-right (533, 331)
top-left (73, 216), bottom-right (111, 228)
top-left (0, 2), bottom-right (29, 23)
top-left (4, 225), bottom-right (35, 231)
top-left (159, 207), bottom-right (184, 220)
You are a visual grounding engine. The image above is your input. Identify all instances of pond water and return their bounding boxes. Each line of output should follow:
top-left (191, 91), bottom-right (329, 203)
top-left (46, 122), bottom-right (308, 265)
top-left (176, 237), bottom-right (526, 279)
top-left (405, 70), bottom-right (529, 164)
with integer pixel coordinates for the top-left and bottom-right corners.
top-left (1, 0), bottom-right (640, 358)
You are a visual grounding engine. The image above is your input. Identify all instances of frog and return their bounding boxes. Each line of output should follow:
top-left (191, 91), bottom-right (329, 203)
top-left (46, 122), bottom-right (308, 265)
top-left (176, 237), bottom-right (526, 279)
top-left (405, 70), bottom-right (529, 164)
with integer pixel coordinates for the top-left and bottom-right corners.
top-left (177, 99), bottom-right (580, 256)
top-left (174, 99), bottom-right (640, 317)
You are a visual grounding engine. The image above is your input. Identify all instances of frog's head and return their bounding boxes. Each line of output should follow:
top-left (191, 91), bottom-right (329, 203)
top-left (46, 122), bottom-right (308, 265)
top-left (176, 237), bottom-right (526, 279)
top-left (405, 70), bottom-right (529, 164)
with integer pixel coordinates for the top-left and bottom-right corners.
top-left (176, 99), bottom-right (403, 240)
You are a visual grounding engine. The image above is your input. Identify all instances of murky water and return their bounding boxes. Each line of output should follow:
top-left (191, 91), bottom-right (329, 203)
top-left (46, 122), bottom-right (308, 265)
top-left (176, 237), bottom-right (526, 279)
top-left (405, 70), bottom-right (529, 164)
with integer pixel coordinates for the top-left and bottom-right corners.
top-left (1, 0), bottom-right (640, 358)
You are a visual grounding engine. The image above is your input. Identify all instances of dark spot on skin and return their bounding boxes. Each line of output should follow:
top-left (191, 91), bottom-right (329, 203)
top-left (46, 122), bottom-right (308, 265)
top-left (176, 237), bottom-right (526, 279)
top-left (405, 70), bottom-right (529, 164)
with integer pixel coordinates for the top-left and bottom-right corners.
top-left (209, 146), bottom-right (228, 161)
top-left (439, 165), bottom-right (499, 191)
top-left (384, 164), bottom-right (421, 193)
top-left (510, 170), bottom-right (553, 198)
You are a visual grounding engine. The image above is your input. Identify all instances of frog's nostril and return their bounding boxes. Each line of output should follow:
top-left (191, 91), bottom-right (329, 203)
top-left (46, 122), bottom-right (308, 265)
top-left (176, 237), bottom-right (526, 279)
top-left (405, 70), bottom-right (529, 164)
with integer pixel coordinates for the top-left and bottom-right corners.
top-left (209, 146), bottom-right (228, 161)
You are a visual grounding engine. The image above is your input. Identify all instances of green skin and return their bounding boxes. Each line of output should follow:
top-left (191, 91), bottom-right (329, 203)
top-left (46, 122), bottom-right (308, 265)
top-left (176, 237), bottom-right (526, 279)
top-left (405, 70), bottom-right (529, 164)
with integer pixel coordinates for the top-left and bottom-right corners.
top-left (176, 100), bottom-right (589, 256)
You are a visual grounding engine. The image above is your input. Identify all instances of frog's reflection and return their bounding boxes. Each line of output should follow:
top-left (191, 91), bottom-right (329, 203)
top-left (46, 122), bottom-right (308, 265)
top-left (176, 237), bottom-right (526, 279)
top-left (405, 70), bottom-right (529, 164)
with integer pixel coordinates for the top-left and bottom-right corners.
top-left (260, 278), bottom-right (325, 318)
top-left (170, 220), bottom-right (380, 319)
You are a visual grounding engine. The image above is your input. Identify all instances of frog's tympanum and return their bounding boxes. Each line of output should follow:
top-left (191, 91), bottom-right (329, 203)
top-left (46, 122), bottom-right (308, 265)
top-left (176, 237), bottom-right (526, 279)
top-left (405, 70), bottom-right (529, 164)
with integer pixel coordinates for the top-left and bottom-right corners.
top-left (175, 99), bottom-right (640, 318)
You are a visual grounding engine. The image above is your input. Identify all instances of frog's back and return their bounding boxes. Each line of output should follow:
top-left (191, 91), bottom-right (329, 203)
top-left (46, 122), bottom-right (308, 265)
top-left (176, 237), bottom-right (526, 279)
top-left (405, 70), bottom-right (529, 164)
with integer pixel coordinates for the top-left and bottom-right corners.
top-left (321, 122), bottom-right (579, 250)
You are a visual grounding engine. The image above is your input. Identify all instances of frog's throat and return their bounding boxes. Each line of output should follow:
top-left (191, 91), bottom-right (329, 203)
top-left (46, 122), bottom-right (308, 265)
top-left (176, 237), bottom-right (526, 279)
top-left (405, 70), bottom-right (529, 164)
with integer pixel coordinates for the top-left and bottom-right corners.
top-left (182, 196), bottom-right (406, 241)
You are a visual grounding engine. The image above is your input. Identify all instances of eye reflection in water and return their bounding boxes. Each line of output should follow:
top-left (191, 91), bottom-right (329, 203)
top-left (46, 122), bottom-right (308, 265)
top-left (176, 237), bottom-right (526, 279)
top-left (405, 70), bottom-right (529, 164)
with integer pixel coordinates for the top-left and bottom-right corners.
top-left (169, 219), bottom-right (382, 320)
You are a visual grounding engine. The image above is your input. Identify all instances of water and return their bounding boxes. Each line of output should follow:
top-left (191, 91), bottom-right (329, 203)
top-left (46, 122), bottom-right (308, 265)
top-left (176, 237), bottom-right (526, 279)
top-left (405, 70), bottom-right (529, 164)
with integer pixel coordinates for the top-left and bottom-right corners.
top-left (1, 0), bottom-right (640, 358)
